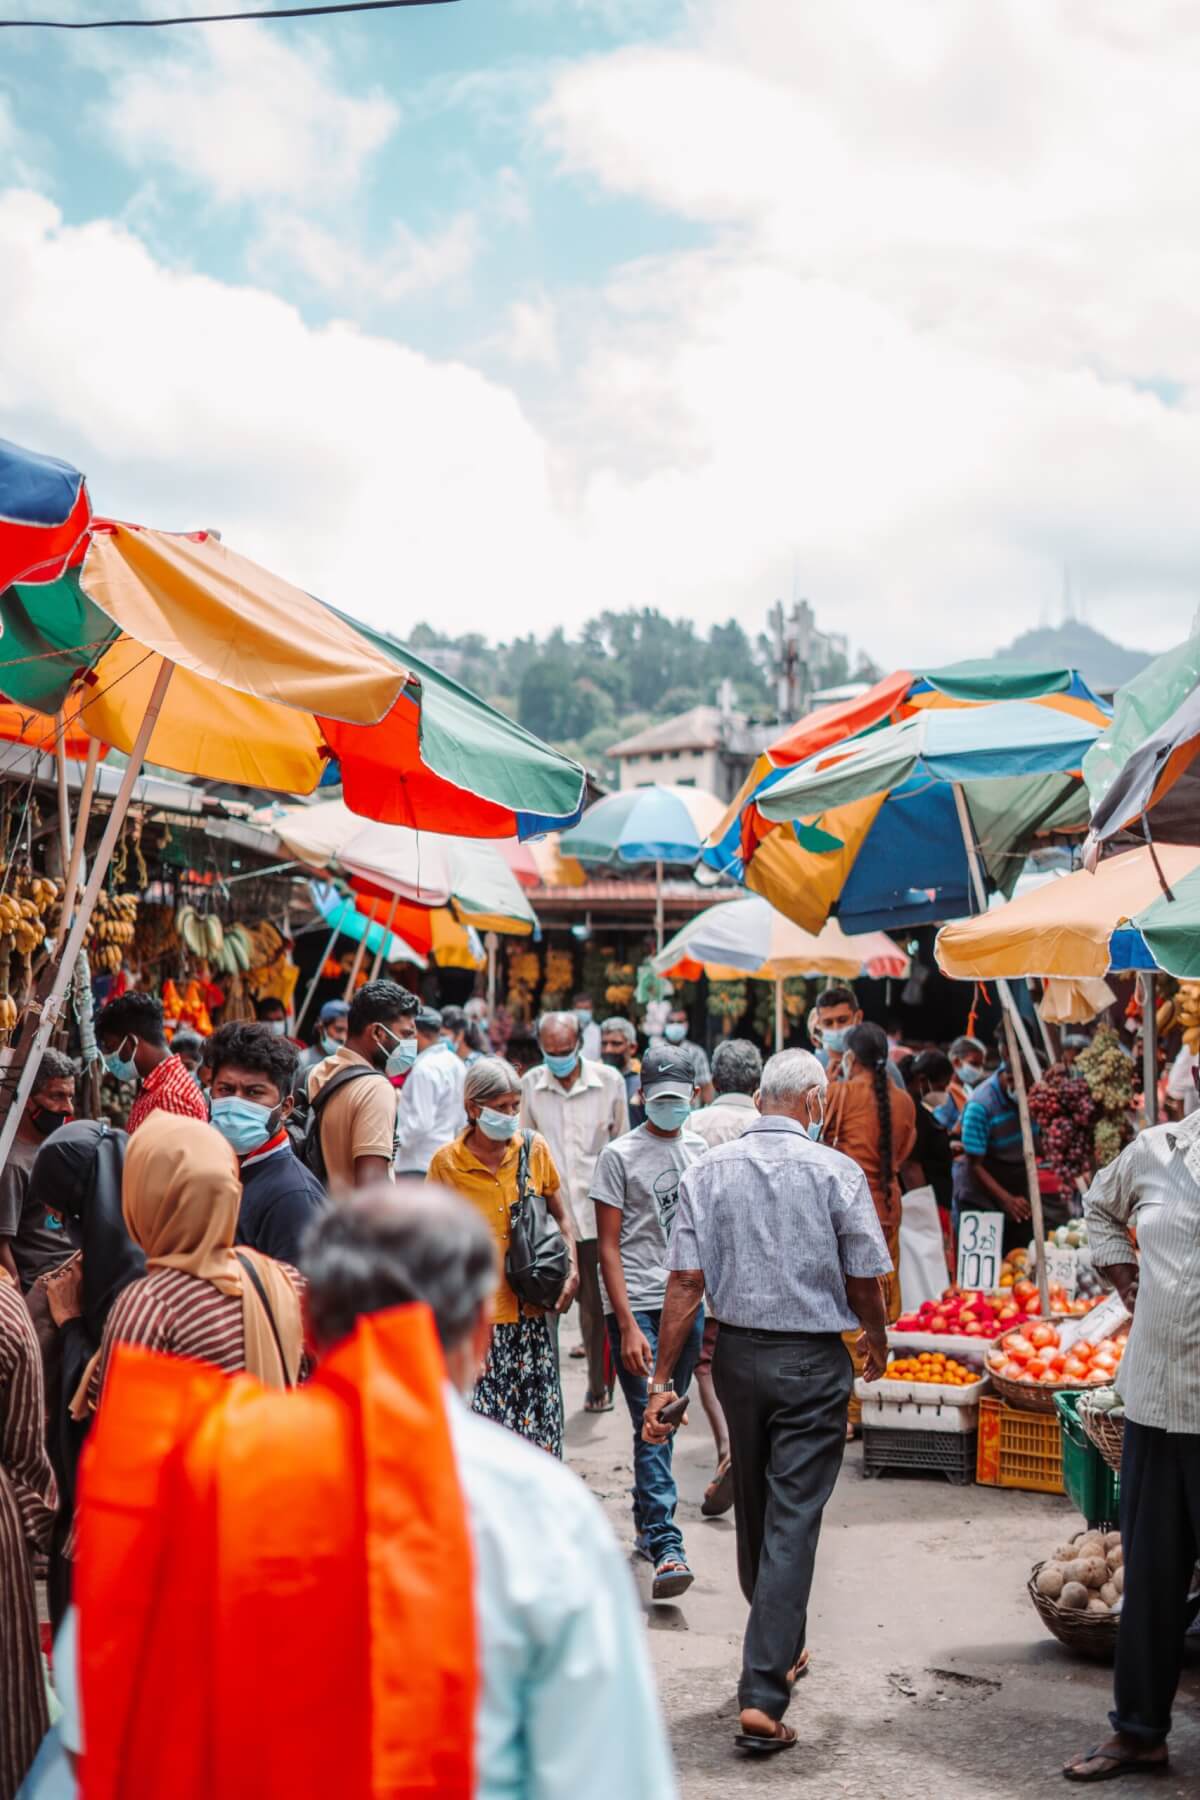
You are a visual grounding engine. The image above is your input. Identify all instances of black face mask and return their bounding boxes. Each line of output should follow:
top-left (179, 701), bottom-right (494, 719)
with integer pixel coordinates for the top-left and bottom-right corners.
top-left (602, 1051), bottom-right (627, 1071)
top-left (31, 1106), bottom-right (73, 1139)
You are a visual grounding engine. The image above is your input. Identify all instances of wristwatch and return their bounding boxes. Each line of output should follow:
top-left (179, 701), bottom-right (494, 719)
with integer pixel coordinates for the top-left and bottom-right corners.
top-left (648, 1380), bottom-right (675, 1396)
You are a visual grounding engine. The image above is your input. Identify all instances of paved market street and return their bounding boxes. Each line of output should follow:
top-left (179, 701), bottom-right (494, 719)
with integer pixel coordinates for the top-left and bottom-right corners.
top-left (561, 1334), bottom-right (1200, 1800)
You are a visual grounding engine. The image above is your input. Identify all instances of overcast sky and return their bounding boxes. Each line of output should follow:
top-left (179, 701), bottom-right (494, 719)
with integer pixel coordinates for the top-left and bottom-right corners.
top-left (3, 0), bottom-right (1198, 668)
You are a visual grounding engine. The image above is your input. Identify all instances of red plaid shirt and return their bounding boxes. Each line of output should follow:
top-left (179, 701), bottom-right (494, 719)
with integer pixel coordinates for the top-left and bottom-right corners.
top-left (127, 1053), bottom-right (208, 1134)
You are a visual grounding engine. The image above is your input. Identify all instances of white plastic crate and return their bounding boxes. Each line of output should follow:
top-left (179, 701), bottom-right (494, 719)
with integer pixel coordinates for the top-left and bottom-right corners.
top-left (856, 1392), bottom-right (980, 1433)
top-left (857, 1374), bottom-right (988, 1407)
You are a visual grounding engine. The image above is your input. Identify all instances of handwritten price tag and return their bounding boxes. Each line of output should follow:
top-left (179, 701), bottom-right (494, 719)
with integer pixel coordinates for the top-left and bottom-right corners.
top-left (1045, 1247), bottom-right (1078, 1299)
top-left (956, 1211), bottom-right (1004, 1293)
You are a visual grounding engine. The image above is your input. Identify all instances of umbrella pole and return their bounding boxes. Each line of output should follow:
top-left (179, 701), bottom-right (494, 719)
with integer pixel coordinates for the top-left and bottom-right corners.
top-left (52, 711), bottom-right (73, 869)
top-left (1029, 980), bottom-right (1057, 1063)
top-left (0, 660), bottom-right (175, 1173)
top-left (59, 738), bottom-right (100, 931)
top-left (774, 975), bottom-right (784, 1053)
top-left (487, 932), bottom-right (497, 1017)
top-left (295, 922), bottom-right (341, 1036)
top-left (342, 933), bottom-right (369, 1002)
top-left (368, 894), bottom-right (400, 982)
top-left (953, 783), bottom-right (1049, 1315)
top-left (1142, 970), bottom-right (1158, 1125)
top-left (655, 859), bottom-right (664, 953)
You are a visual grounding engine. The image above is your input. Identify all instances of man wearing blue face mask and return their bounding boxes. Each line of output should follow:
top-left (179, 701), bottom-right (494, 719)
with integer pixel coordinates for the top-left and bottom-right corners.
top-left (306, 980), bottom-right (419, 1193)
top-left (814, 984), bottom-right (907, 1092)
top-left (96, 991), bottom-right (209, 1134)
top-left (296, 999), bottom-right (351, 1085)
top-left (207, 1021), bottom-right (327, 1264)
top-left (591, 1043), bottom-right (706, 1601)
top-left (661, 1007), bottom-right (714, 1104)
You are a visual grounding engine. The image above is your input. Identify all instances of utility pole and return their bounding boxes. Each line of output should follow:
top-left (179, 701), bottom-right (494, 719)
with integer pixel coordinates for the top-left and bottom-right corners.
top-left (768, 596), bottom-right (814, 721)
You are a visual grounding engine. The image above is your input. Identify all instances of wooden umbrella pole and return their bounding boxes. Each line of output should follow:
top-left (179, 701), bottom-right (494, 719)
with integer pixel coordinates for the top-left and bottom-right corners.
top-left (775, 975), bottom-right (784, 1053)
top-left (0, 661), bottom-right (175, 1173)
top-left (294, 922), bottom-right (341, 1036)
top-left (1142, 969), bottom-right (1158, 1125)
top-left (487, 933), bottom-right (497, 1017)
top-left (343, 931), bottom-right (369, 1001)
top-left (59, 737), bottom-right (100, 927)
top-left (952, 783), bottom-right (1049, 1315)
top-left (655, 859), bottom-right (664, 954)
top-left (52, 711), bottom-right (73, 864)
top-left (368, 893), bottom-right (400, 981)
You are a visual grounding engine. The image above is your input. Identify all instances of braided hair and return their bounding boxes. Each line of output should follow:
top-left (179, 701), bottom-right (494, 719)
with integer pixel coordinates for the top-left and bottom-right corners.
top-left (846, 1021), bottom-right (893, 1182)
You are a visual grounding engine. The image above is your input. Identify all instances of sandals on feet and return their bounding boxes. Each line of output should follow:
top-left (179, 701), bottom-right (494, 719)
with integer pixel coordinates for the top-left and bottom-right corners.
top-left (701, 1454), bottom-right (734, 1517)
top-left (1063, 1746), bottom-right (1169, 1783)
top-left (583, 1390), bottom-right (614, 1413)
top-left (735, 1720), bottom-right (797, 1756)
top-left (651, 1557), bottom-right (694, 1601)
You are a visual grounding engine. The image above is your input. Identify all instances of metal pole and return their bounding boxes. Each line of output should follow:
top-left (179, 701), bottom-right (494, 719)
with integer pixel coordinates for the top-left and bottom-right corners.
top-left (774, 975), bottom-right (784, 1053)
top-left (369, 893), bottom-right (400, 981)
top-left (486, 932), bottom-right (498, 1017)
top-left (294, 921), bottom-right (342, 1036)
top-left (1141, 969), bottom-right (1158, 1126)
top-left (342, 930), bottom-right (369, 1001)
top-left (953, 783), bottom-right (1049, 1315)
top-left (655, 858), bottom-right (664, 954)
top-left (58, 737), bottom-right (100, 928)
top-left (0, 661), bottom-right (175, 1171)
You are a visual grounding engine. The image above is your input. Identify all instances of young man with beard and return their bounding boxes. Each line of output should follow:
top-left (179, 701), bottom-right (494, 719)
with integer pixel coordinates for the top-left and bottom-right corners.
top-left (306, 979), bottom-right (419, 1194)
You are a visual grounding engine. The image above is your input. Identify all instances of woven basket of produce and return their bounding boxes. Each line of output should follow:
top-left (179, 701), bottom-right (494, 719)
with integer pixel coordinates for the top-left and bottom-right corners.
top-left (1077, 1392), bottom-right (1126, 1475)
top-left (1028, 1538), bottom-right (1123, 1661)
top-left (986, 1323), bottom-right (1127, 1415)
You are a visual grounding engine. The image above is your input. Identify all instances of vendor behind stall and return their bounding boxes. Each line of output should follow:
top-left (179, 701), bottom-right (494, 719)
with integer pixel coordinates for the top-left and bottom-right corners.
top-left (951, 1059), bottom-right (1043, 1253)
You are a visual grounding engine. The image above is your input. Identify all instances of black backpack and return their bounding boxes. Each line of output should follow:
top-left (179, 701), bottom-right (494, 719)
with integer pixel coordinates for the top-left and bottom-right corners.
top-left (290, 1064), bottom-right (388, 1187)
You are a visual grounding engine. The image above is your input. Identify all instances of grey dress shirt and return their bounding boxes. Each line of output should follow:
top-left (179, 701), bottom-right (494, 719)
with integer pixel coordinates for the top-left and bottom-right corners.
top-left (1085, 1110), bottom-right (1200, 1434)
top-left (667, 1114), bottom-right (892, 1333)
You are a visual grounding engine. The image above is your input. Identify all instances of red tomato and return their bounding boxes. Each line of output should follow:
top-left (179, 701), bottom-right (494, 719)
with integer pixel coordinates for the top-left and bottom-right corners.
top-left (1061, 1356), bottom-right (1088, 1379)
top-left (1026, 1357), bottom-right (1047, 1379)
top-left (1028, 1324), bottom-right (1055, 1350)
top-left (1042, 1349), bottom-right (1066, 1373)
top-left (1006, 1335), bottom-right (1035, 1361)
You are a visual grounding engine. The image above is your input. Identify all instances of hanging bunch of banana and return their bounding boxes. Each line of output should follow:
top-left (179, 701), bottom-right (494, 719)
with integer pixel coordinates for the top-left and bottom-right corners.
top-left (85, 891), bottom-right (139, 974)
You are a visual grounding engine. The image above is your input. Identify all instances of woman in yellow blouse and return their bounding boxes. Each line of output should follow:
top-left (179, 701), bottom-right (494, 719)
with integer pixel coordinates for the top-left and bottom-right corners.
top-left (427, 1057), bottom-right (578, 1456)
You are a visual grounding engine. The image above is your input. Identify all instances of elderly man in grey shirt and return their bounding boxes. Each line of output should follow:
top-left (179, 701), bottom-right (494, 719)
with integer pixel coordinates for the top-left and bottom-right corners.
top-left (643, 1048), bottom-right (891, 1757)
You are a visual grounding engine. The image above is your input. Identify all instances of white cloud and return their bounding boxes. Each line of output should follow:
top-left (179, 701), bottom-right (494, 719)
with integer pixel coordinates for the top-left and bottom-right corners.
top-left (98, 25), bottom-right (397, 208)
top-left (495, 294), bottom-right (561, 370)
top-left (256, 211), bottom-right (479, 307)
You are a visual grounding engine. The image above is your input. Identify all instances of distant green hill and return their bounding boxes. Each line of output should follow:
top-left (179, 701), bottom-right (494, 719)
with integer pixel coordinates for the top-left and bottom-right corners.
top-left (998, 621), bottom-right (1152, 692)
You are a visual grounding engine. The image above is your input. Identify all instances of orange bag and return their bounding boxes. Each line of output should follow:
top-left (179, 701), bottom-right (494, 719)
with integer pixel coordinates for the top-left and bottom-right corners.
top-left (76, 1306), bottom-right (476, 1799)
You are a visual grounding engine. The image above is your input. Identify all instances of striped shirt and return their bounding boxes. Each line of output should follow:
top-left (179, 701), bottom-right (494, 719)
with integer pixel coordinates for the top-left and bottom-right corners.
top-left (1085, 1110), bottom-right (1200, 1434)
top-left (1, 1276), bottom-right (56, 1795)
top-left (127, 1054), bottom-right (208, 1133)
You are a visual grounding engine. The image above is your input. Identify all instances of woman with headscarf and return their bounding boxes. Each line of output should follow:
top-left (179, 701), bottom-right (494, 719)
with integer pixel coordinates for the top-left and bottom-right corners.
top-left (90, 1112), bottom-right (305, 1410)
top-left (822, 1022), bottom-right (917, 1437)
top-left (23, 1120), bottom-right (143, 1633)
top-left (0, 1271), bottom-right (56, 1799)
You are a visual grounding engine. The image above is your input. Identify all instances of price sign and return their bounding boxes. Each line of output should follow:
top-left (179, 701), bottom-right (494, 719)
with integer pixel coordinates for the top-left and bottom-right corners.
top-left (1045, 1247), bottom-right (1078, 1299)
top-left (956, 1211), bottom-right (1004, 1293)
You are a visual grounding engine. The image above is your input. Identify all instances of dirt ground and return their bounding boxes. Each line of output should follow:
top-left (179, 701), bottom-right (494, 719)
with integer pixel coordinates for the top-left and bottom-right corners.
top-left (561, 1340), bottom-right (1200, 1800)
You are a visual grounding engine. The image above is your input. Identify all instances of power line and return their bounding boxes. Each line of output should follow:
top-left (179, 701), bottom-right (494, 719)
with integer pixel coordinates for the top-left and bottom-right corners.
top-left (0, 0), bottom-right (454, 28)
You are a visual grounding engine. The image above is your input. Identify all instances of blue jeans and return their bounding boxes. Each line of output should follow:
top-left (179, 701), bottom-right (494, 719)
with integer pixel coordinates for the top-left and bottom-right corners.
top-left (606, 1306), bottom-right (704, 1567)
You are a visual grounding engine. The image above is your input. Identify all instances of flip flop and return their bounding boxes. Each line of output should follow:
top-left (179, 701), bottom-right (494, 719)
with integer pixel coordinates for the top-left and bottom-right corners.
top-left (701, 1455), bottom-right (734, 1517)
top-left (583, 1391), bottom-right (614, 1414)
top-left (652, 1558), bottom-right (694, 1601)
top-left (569, 1344), bottom-right (587, 1359)
top-left (1063, 1746), bottom-right (1169, 1782)
top-left (787, 1649), bottom-right (811, 1686)
top-left (735, 1721), bottom-right (797, 1756)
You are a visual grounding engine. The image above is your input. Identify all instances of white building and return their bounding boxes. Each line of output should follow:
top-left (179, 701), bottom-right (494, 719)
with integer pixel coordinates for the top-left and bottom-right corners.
top-left (607, 705), bottom-right (773, 802)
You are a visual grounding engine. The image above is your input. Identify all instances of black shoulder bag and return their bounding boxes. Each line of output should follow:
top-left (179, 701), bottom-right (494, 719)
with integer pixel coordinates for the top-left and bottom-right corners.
top-left (505, 1129), bottom-right (571, 1312)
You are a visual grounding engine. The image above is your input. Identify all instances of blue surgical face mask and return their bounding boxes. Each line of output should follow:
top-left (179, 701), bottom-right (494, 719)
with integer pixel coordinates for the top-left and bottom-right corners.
top-left (663, 1022), bottom-right (687, 1044)
top-left (478, 1106), bottom-right (518, 1142)
top-left (103, 1036), bottom-right (138, 1083)
top-left (386, 1038), bottom-right (418, 1077)
top-left (266, 1020), bottom-right (287, 1037)
top-left (806, 1099), bottom-right (824, 1141)
top-left (956, 1062), bottom-right (985, 1087)
top-left (210, 1096), bottom-right (279, 1156)
top-left (575, 1008), bottom-right (592, 1027)
top-left (320, 1034), bottom-right (341, 1057)
top-left (645, 1093), bottom-right (691, 1132)
top-left (544, 1050), bottom-right (579, 1080)
top-left (821, 1027), bottom-right (849, 1054)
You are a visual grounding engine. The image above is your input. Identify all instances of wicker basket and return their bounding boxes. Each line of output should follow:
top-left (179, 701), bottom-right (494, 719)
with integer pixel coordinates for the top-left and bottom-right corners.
top-left (1077, 1398), bottom-right (1125, 1475)
top-left (1027, 1563), bottom-right (1119, 1662)
top-left (989, 1368), bottom-right (1093, 1414)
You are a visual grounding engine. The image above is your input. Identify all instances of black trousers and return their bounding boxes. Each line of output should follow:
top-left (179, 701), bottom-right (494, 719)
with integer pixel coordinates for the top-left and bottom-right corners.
top-left (1111, 1420), bottom-right (1200, 1744)
top-left (712, 1325), bottom-right (851, 1717)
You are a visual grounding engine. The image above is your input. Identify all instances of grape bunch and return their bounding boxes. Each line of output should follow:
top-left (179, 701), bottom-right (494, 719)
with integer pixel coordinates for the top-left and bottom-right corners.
top-left (1076, 1027), bottom-right (1134, 1167)
top-left (1027, 1069), bottom-right (1096, 1183)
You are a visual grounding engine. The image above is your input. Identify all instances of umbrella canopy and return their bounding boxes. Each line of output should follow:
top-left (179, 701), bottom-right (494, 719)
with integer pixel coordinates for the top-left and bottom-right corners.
top-left (934, 844), bottom-right (1200, 980)
top-left (653, 894), bottom-right (909, 983)
top-left (559, 784), bottom-right (726, 867)
top-left (269, 800), bottom-right (536, 937)
top-left (0, 436), bottom-right (90, 590)
top-left (1085, 630), bottom-right (1200, 849)
top-left (703, 663), bottom-right (1109, 933)
top-left (0, 443), bottom-right (585, 838)
top-left (496, 834), bottom-right (586, 890)
top-left (308, 883), bottom-right (428, 968)
top-left (744, 701), bottom-right (1103, 935)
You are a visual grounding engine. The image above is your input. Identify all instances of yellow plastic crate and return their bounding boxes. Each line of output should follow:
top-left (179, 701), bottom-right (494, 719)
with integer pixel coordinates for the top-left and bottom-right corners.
top-left (976, 1395), bottom-right (1064, 1495)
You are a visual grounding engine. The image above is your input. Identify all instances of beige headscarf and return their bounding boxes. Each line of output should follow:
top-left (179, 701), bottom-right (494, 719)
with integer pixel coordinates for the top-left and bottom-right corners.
top-left (121, 1111), bottom-right (304, 1388)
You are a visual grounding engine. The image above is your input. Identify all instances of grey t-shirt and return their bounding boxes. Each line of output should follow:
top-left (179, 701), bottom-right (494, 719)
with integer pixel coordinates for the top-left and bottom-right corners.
top-left (0, 1134), bottom-right (78, 1290)
top-left (590, 1123), bottom-right (708, 1315)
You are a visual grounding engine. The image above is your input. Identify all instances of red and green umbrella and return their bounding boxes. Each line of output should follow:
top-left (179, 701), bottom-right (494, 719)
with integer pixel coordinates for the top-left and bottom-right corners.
top-left (1085, 629), bottom-right (1200, 851)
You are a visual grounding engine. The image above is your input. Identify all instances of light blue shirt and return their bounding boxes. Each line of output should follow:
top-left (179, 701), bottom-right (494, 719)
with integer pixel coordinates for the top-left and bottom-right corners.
top-left (23, 1405), bottom-right (675, 1800)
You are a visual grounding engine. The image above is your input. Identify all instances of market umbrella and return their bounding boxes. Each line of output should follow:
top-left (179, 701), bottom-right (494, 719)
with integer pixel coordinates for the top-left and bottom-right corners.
top-left (704, 661), bottom-right (1109, 933)
top-left (652, 894), bottom-right (910, 1050)
top-left (558, 783), bottom-right (726, 949)
top-left (495, 833), bottom-right (586, 890)
top-left (1085, 629), bottom-right (1200, 850)
top-left (935, 844), bottom-right (1200, 982)
top-left (0, 436), bottom-right (89, 590)
top-left (308, 883), bottom-right (428, 969)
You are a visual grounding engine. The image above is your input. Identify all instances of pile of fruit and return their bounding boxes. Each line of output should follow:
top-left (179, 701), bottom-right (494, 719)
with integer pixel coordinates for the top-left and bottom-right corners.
top-left (884, 1354), bottom-right (979, 1387)
top-left (987, 1323), bottom-right (1126, 1389)
top-left (1076, 1027), bottom-right (1134, 1167)
top-left (84, 890), bottom-right (139, 974)
top-left (895, 1287), bottom-right (1010, 1337)
top-left (1026, 1067), bottom-right (1096, 1184)
top-left (1034, 1529), bottom-right (1123, 1615)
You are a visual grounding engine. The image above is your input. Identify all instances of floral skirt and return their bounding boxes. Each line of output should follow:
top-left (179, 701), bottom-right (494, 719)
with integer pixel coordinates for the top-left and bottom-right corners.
top-left (472, 1313), bottom-right (564, 1459)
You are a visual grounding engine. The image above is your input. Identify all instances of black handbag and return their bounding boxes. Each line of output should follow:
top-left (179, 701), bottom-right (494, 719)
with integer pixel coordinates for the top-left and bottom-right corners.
top-left (505, 1130), bottom-right (571, 1311)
